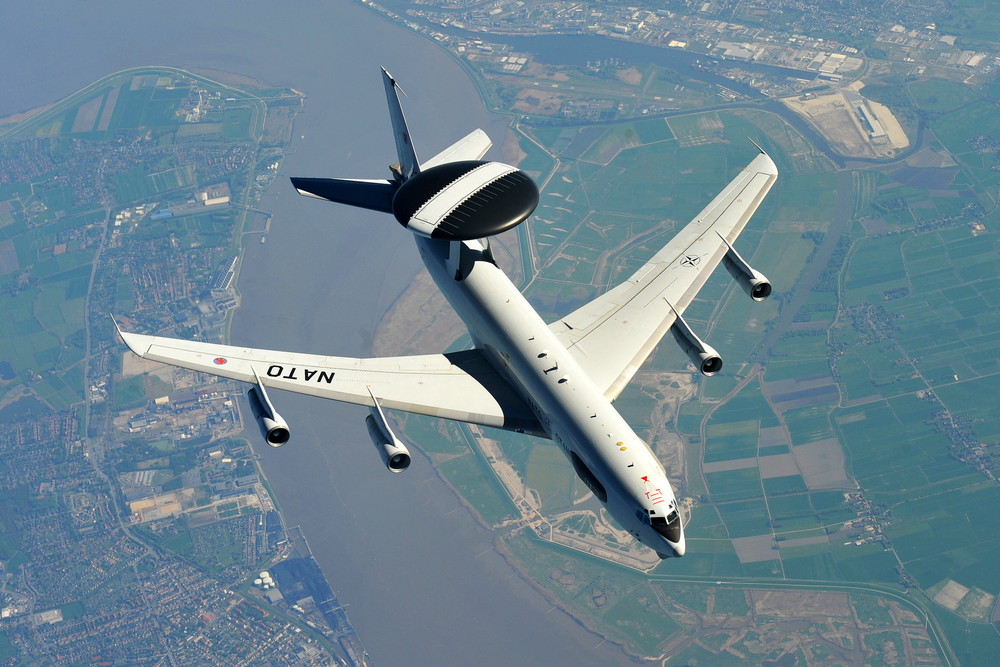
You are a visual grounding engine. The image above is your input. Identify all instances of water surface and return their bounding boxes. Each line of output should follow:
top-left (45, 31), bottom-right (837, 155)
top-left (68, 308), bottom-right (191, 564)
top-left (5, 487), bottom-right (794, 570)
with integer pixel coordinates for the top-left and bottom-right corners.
top-left (2, 2), bottom-right (629, 664)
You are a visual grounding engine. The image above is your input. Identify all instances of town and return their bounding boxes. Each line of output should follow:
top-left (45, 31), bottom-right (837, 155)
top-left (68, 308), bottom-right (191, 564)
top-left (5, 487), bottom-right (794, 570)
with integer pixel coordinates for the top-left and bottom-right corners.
top-left (0, 68), bottom-right (368, 665)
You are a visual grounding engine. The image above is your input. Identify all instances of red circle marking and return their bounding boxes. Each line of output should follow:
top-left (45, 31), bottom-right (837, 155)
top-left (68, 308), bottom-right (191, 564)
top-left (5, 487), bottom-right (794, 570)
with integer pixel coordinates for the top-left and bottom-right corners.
top-left (213, 357), bottom-right (228, 365)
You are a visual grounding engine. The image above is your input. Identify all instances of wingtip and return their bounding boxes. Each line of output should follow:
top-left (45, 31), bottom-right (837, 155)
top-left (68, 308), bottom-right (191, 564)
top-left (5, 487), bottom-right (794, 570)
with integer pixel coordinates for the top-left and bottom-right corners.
top-left (746, 140), bottom-right (777, 176)
top-left (381, 66), bottom-right (407, 97)
top-left (288, 177), bottom-right (318, 199)
top-left (112, 316), bottom-right (152, 358)
top-left (381, 66), bottom-right (401, 91)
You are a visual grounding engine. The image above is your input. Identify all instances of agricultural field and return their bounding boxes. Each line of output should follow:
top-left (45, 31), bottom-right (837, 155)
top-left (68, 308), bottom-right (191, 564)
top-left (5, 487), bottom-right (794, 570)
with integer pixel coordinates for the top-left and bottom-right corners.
top-left (426, 97), bottom-right (1000, 660)
top-left (476, 59), bottom-right (722, 122)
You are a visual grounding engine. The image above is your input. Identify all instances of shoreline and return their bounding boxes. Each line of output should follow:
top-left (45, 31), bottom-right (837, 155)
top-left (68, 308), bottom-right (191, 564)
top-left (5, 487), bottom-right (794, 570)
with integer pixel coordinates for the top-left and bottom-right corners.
top-left (0, 102), bottom-right (54, 127)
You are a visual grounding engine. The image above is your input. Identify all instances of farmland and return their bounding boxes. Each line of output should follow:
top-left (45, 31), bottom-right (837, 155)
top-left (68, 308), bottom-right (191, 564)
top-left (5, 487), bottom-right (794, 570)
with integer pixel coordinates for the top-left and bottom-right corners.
top-left (376, 68), bottom-right (1000, 662)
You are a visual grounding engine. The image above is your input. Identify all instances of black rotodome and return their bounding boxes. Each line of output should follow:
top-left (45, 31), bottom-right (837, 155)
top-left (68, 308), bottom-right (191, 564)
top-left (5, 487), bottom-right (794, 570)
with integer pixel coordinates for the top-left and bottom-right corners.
top-left (392, 161), bottom-right (539, 240)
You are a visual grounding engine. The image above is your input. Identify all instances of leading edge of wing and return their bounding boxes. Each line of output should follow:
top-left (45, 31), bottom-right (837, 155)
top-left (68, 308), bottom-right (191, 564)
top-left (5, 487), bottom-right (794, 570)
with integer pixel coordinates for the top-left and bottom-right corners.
top-left (117, 327), bottom-right (541, 435)
top-left (549, 151), bottom-right (778, 398)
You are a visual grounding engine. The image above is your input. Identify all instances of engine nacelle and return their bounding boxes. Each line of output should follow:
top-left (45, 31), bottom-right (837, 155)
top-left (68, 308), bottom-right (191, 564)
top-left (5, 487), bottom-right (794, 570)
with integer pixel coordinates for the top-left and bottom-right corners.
top-left (366, 414), bottom-right (411, 473)
top-left (247, 384), bottom-right (290, 447)
top-left (719, 233), bottom-right (772, 301)
top-left (670, 309), bottom-right (723, 376)
top-left (365, 391), bottom-right (411, 473)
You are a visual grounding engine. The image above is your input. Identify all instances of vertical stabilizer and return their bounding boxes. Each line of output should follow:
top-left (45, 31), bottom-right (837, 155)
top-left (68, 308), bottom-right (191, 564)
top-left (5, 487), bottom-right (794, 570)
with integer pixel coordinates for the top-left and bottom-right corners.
top-left (381, 67), bottom-right (420, 181)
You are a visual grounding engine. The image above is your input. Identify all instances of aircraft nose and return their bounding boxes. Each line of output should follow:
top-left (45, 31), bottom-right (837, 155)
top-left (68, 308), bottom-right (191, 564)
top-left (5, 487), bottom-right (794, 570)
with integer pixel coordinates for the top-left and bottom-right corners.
top-left (672, 538), bottom-right (686, 557)
top-left (655, 536), bottom-right (686, 560)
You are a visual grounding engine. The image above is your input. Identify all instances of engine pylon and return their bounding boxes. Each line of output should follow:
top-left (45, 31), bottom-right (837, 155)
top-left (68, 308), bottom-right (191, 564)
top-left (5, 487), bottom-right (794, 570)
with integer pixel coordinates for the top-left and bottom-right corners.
top-left (248, 368), bottom-right (290, 447)
top-left (366, 388), bottom-right (411, 473)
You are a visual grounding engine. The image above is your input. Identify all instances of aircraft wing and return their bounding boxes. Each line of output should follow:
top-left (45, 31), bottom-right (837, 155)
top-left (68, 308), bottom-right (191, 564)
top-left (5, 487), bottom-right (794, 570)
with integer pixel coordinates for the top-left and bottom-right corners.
top-left (549, 151), bottom-right (778, 399)
top-left (118, 329), bottom-right (542, 435)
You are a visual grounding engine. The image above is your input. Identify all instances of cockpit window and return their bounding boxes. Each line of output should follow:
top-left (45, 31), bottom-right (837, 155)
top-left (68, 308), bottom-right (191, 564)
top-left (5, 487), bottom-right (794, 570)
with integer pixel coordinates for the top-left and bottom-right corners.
top-left (650, 511), bottom-right (682, 542)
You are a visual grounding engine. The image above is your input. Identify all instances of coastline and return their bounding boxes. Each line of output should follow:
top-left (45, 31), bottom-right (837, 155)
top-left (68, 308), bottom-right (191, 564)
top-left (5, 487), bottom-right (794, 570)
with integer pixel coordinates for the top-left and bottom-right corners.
top-left (0, 103), bottom-right (54, 128)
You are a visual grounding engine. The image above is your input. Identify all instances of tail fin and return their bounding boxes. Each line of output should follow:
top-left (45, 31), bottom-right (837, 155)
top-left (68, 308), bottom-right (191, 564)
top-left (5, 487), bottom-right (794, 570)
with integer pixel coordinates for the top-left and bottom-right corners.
top-left (382, 67), bottom-right (420, 182)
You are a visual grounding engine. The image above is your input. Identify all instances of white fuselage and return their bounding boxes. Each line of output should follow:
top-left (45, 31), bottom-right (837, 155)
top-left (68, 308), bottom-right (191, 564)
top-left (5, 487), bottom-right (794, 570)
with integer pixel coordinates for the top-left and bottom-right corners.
top-left (417, 237), bottom-right (686, 558)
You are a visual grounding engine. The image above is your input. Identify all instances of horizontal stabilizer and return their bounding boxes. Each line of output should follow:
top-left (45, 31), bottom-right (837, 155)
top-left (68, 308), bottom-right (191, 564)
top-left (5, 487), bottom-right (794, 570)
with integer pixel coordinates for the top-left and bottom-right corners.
top-left (421, 129), bottom-right (493, 171)
top-left (291, 177), bottom-right (396, 213)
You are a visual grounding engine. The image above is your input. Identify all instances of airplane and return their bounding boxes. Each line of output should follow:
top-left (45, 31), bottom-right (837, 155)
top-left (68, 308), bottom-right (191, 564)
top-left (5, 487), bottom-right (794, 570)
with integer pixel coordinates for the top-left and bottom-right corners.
top-left (117, 68), bottom-right (778, 559)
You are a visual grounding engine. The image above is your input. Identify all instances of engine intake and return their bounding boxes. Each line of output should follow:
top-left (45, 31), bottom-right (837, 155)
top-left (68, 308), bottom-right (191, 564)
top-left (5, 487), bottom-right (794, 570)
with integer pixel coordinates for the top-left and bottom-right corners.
top-left (669, 306), bottom-right (723, 376)
top-left (718, 232), bottom-right (772, 302)
top-left (248, 384), bottom-right (290, 447)
top-left (365, 415), bottom-right (411, 473)
top-left (366, 390), bottom-right (411, 473)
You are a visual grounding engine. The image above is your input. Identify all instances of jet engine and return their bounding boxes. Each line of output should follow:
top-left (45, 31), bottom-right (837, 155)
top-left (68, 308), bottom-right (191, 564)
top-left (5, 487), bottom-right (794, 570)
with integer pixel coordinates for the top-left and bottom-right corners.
top-left (247, 382), bottom-right (290, 447)
top-left (365, 393), bottom-right (411, 473)
top-left (719, 233), bottom-right (772, 301)
top-left (669, 308), bottom-right (723, 376)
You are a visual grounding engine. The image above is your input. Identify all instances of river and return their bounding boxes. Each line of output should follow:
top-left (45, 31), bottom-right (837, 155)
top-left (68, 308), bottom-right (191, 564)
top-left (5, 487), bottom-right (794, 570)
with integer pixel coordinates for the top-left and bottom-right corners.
top-left (2, 1), bottom-right (628, 664)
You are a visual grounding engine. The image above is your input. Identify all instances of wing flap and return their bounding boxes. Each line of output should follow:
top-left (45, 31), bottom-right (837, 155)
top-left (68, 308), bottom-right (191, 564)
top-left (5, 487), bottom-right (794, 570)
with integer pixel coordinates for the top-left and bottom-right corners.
top-left (550, 151), bottom-right (778, 398)
top-left (120, 330), bottom-right (541, 434)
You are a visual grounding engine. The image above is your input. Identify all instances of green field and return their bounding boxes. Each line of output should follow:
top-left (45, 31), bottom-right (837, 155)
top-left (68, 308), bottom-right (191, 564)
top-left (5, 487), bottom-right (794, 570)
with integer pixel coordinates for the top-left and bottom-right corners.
top-left (440, 447), bottom-right (516, 526)
top-left (9, 55), bottom-right (995, 661)
top-left (498, 89), bottom-right (1000, 661)
top-left (525, 442), bottom-right (579, 512)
